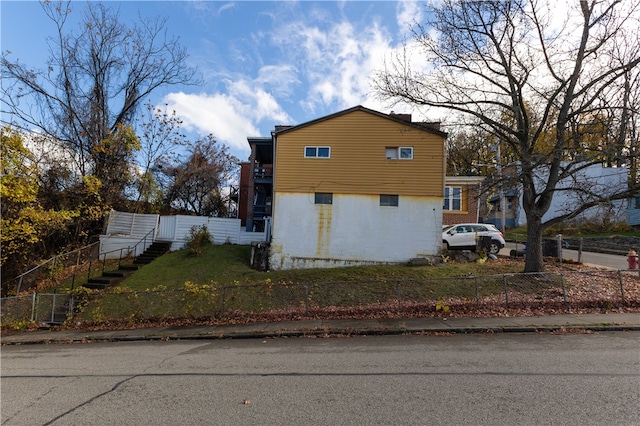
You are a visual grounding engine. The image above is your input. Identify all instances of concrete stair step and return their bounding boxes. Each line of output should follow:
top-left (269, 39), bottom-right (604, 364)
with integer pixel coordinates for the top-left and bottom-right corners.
top-left (103, 270), bottom-right (134, 278)
top-left (120, 265), bottom-right (141, 271)
top-left (82, 282), bottom-right (110, 290)
top-left (79, 240), bottom-right (171, 292)
top-left (87, 276), bottom-right (120, 285)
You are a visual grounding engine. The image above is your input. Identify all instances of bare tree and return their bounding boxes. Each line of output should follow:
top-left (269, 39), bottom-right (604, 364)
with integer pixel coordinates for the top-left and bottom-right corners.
top-left (132, 103), bottom-right (188, 212)
top-left (375, 0), bottom-right (640, 272)
top-left (1, 0), bottom-right (201, 205)
top-left (158, 135), bottom-right (239, 217)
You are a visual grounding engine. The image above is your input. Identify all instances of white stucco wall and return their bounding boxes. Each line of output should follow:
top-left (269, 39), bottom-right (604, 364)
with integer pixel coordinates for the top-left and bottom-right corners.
top-left (269, 193), bottom-right (442, 270)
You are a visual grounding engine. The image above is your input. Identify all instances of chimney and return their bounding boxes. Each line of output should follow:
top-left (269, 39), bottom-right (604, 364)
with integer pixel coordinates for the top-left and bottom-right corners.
top-left (389, 112), bottom-right (412, 122)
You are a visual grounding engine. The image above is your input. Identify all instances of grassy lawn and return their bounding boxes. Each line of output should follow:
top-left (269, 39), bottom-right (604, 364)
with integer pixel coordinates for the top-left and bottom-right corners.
top-left (57, 244), bottom-right (526, 322)
top-left (119, 244), bottom-right (525, 291)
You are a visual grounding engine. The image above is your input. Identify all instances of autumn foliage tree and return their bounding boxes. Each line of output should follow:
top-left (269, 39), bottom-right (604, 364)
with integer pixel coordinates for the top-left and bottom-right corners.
top-left (0, 1), bottom-right (203, 281)
top-left (0, 129), bottom-right (77, 294)
top-left (1, 0), bottom-right (201, 209)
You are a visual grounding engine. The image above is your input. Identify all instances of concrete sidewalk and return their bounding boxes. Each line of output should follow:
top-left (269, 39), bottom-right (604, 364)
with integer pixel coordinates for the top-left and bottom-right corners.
top-left (2, 313), bottom-right (639, 345)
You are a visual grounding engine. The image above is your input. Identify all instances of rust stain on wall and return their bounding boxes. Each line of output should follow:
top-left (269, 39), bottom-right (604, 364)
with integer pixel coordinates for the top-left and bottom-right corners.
top-left (316, 204), bottom-right (332, 257)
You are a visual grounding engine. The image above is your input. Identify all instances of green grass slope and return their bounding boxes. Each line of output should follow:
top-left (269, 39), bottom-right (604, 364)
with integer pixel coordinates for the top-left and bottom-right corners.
top-left (120, 244), bottom-right (525, 291)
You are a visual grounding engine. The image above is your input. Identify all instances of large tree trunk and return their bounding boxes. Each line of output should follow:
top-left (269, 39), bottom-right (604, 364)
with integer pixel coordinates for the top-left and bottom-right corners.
top-left (524, 219), bottom-right (545, 272)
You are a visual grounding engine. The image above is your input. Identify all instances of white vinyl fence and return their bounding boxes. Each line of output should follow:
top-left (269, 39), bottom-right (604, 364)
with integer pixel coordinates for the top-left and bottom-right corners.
top-left (100, 210), bottom-right (266, 258)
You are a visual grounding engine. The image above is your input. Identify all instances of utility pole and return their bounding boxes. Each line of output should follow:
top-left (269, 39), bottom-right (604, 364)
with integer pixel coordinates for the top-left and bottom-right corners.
top-left (496, 142), bottom-right (506, 233)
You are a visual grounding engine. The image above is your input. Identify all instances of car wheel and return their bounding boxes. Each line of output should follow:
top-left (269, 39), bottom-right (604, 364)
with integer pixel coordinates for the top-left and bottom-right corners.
top-left (489, 240), bottom-right (501, 254)
top-left (443, 241), bottom-right (451, 250)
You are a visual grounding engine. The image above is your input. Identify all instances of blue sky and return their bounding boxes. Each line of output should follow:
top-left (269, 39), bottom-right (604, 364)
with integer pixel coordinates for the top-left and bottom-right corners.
top-left (1, 1), bottom-right (433, 161)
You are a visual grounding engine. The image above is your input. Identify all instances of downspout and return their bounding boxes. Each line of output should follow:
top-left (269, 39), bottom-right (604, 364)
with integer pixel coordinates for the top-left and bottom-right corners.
top-left (269, 130), bottom-right (277, 243)
top-left (476, 181), bottom-right (482, 222)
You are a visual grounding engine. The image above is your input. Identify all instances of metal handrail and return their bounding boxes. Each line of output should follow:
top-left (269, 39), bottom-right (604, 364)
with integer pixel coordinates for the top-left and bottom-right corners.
top-left (9, 227), bottom-right (158, 296)
top-left (84, 227), bottom-right (156, 289)
top-left (9, 241), bottom-right (100, 295)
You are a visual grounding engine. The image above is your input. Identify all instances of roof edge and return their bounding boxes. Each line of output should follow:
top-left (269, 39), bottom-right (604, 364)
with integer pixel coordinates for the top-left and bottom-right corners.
top-left (274, 105), bottom-right (448, 137)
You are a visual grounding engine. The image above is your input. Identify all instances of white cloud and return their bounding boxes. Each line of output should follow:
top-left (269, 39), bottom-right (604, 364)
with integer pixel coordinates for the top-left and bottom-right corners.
top-left (217, 2), bottom-right (236, 16)
top-left (163, 91), bottom-right (258, 154)
top-left (256, 64), bottom-right (300, 98)
top-left (162, 76), bottom-right (293, 156)
top-left (396, 1), bottom-right (422, 38)
top-left (271, 16), bottom-right (394, 113)
top-left (166, 1), bottom-right (452, 154)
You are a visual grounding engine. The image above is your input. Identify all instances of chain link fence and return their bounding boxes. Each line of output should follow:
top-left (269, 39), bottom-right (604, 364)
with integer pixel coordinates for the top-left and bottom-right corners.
top-left (1, 269), bottom-right (638, 328)
top-left (1, 293), bottom-right (74, 325)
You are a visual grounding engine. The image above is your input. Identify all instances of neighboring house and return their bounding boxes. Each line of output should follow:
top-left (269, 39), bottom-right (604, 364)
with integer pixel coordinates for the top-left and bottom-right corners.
top-left (443, 176), bottom-right (484, 226)
top-left (481, 189), bottom-right (520, 228)
top-left (241, 136), bottom-right (274, 232)
top-left (629, 196), bottom-right (640, 226)
top-left (241, 105), bottom-right (447, 270)
top-left (481, 162), bottom-right (630, 228)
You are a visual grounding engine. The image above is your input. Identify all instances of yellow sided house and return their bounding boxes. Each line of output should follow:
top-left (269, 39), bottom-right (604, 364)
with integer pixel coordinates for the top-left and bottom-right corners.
top-left (265, 105), bottom-right (447, 269)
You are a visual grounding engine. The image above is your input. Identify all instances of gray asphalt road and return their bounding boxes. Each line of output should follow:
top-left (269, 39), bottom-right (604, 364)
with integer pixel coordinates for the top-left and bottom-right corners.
top-left (501, 242), bottom-right (630, 270)
top-left (2, 332), bottom-right (639, 425)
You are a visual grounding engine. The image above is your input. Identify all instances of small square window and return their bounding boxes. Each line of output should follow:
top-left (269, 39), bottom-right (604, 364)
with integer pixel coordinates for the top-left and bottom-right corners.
top-left (305, 147), bottom-right (317, 157)
top-left (380, 194), bottom-right (399, 206)
top-left (399, 147), bottom-right (413, 159)
top-left (385, 147), bottom-right (398, 159)
top-left (315, 192), bottom-right (333, 204)
top-left (317, 147), bottom-right (330, 158)
top-left (385, 147), bottom-right (413, 160)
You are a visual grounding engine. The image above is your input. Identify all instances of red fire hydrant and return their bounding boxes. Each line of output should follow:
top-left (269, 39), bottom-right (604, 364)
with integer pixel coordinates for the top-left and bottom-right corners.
top-left (628, 250), bottom-right (638, 270)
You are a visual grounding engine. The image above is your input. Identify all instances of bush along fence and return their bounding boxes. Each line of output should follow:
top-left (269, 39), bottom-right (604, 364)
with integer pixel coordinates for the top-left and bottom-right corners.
top-left (2, 269), bottom-right (639, 329)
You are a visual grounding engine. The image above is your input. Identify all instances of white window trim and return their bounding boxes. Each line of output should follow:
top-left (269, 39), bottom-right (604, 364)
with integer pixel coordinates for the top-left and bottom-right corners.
top-left (386, 146), bottom-right (413, 160)
top-left (305, 146), bottom-right (331, 158)
top-left (444, 186), bottom-right (462, 211)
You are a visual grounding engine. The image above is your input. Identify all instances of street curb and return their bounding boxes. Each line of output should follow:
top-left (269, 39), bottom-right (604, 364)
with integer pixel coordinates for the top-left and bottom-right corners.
top-left (3, 324), bottom-right (639, 345)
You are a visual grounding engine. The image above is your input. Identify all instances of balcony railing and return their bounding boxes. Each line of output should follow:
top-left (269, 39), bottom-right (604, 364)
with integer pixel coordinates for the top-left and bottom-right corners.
top-left (253, 204), bottom-right (272, 217)
top-left (253, 166), bottom-right (273, 180)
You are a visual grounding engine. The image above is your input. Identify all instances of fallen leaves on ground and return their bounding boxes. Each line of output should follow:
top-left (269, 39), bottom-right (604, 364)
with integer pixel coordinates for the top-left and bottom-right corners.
top-left (8, 261), bottom-right (640, 334)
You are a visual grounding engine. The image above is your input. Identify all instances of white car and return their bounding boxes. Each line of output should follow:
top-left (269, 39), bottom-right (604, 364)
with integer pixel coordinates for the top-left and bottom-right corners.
top-left (442, 223), bottom-right (505, 254)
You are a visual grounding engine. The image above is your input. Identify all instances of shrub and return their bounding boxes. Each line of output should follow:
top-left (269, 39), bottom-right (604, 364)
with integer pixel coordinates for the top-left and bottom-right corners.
top-left (185, 225), bottom-right (212, 257)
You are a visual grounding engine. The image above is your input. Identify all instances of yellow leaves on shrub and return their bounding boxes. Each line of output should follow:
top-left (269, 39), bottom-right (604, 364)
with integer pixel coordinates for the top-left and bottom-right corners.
top-left (1, 207), bottom-right (77, 265)
top-left (1, 128), bottom-right (39, 204)
top-left (435, 300), bottom-right (450, 313)
top-left (183, 280), bottom-right (217, 298)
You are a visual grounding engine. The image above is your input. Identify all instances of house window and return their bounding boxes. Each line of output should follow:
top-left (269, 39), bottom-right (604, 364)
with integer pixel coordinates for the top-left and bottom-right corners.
top-left (635, 197), bottom-right (640, 209)
top-left (315, 192), bottom-right (333, 204)
top-left (444, 186), bottom-right (462, 211)
top-left (305, 146), bottom-right (331, 158)
top-left (380, 194), bottom-right (399, 206)
top-left (385, 146), bottom-right (413, 160)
